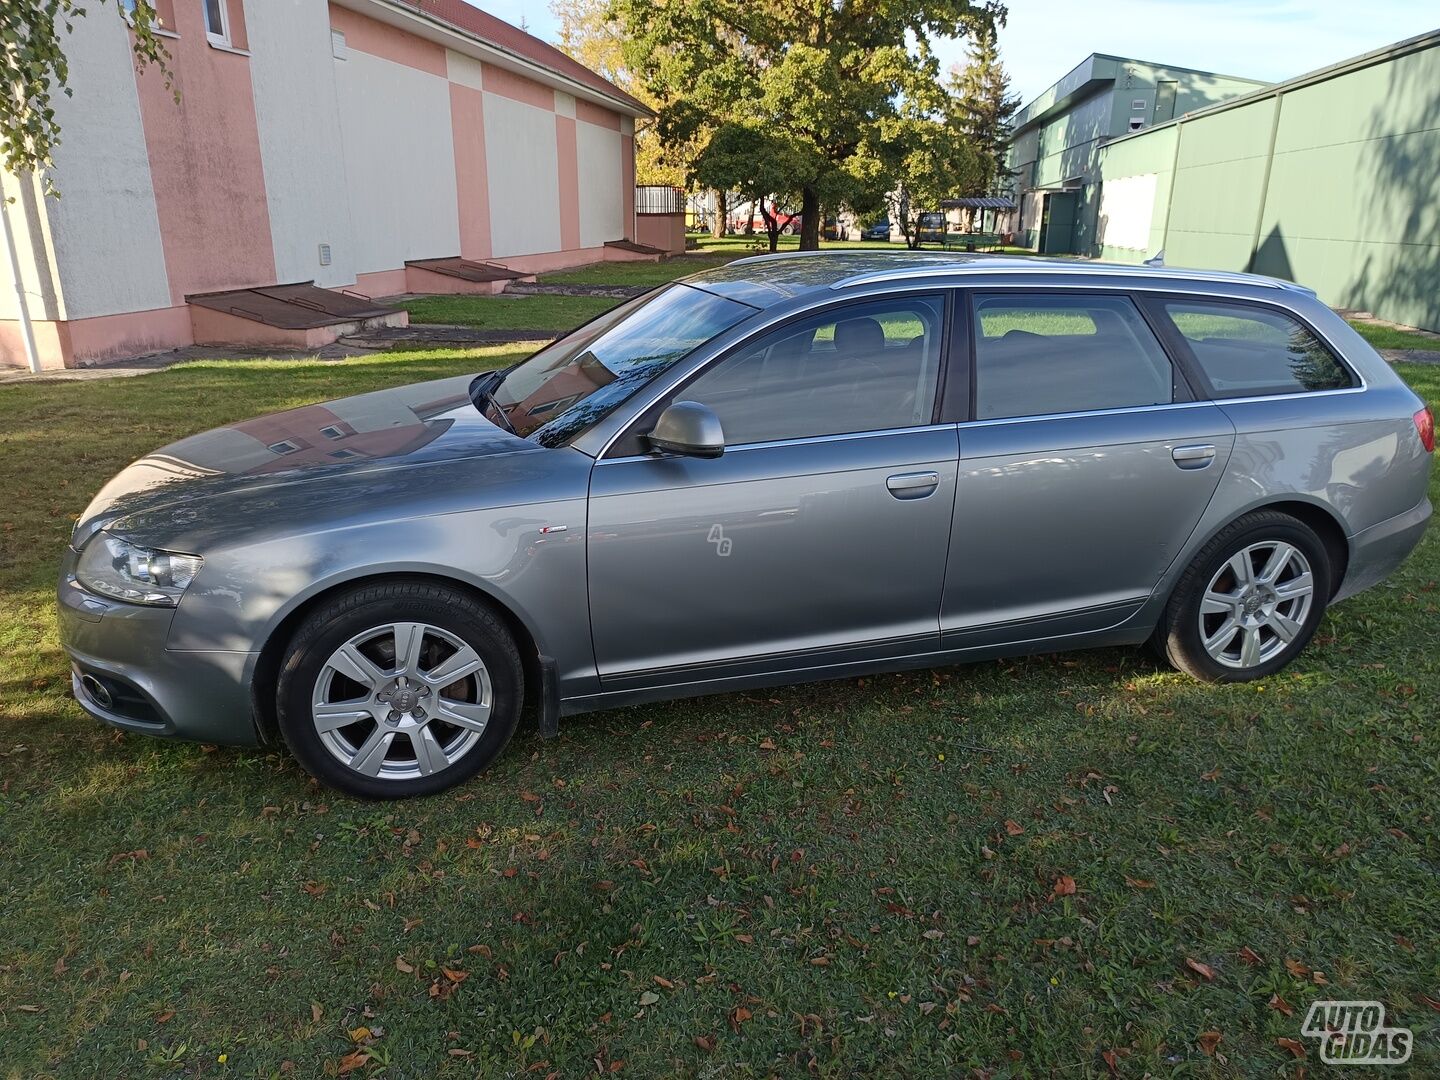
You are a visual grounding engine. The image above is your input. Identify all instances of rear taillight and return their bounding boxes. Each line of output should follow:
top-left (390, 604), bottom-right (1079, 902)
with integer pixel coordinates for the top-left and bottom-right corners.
top-left (1415, 407), bottom-right (1435, 453)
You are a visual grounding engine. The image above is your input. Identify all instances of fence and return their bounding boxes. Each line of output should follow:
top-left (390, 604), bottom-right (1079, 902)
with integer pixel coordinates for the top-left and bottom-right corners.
top-left (635, 185), bottom-right (685, 215)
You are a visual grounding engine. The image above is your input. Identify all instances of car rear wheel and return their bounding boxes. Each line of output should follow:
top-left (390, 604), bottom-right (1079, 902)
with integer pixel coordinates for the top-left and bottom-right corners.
top-left (277, 582), bottom-right (522, 798)
top-left (1159, 510), bottom-right (1331, 683)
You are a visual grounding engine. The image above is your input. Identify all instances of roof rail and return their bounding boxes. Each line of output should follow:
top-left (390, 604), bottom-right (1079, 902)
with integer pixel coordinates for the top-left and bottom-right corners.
top-left (829, 262), bottom-right (1289, 291)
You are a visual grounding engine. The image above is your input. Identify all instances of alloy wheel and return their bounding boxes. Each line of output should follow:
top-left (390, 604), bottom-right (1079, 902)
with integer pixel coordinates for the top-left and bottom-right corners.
top-left (310, 622), bottom-right (492, 781)
top-left (1198, 541), bottom-right (1315, 670)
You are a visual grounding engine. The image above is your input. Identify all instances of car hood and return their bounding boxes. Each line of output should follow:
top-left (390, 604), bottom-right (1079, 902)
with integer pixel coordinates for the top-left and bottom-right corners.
top-left (73, 374), bottom-right (544, 549)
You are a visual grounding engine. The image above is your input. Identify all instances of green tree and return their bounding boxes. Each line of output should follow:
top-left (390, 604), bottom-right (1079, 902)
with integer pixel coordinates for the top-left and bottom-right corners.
top-left (949, 22), bottom-right (1019, 198)
top-left (692, 122), bottom-right (806, 250)
top-left (868, 83), bottom-right (982, 249)
top-left (611, 0), bottom-right (1003, 249)
top-left (2, 0), bottom-right (171, 191)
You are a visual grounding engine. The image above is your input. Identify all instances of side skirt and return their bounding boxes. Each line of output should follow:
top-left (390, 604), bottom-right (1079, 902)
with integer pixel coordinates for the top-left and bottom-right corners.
top-left (558, 622), bottom-right (1154, 718)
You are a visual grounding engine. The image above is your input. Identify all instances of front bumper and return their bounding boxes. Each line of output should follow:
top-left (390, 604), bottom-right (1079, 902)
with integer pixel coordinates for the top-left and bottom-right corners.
top-left (1334, 496), bottom-right (1433, 603)
top-left (58, 564), bottom-right (260, 747)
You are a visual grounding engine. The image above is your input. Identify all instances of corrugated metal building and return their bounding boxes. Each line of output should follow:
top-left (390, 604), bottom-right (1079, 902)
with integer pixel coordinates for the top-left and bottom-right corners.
top-left (1006, 55), bottom-right (1267, 255)
top-left (1095, 30), bottom-right (1440, 331)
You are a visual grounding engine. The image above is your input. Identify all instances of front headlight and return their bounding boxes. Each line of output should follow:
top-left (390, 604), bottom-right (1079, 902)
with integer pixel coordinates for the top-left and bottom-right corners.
top-left (75, 534), bottom-right (203, 607)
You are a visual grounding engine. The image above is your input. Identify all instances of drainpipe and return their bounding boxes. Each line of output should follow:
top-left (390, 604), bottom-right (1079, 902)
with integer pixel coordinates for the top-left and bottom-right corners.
top-left (0, 188), bottom-right (41, 374)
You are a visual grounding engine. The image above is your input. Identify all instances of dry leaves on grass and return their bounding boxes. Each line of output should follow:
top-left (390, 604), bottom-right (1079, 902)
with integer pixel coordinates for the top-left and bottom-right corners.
top-left (1184, 957), bottom-right (1216, 981)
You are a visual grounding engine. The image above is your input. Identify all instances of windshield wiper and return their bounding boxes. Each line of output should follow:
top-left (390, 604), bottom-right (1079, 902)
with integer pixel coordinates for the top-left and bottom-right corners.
top-left (469, 367), bottom-right (518, 435)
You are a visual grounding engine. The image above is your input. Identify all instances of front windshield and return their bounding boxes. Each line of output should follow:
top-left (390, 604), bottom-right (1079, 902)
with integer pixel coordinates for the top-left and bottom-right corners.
top-left (480, 283), bottom-right (758, 447)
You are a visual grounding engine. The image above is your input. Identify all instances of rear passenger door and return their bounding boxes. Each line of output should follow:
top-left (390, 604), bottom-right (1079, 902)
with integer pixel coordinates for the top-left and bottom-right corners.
top-left (942, 290), bottom-right (1236, 646)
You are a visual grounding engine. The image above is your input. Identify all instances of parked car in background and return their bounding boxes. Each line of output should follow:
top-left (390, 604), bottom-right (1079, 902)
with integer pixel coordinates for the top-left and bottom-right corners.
top-left (917, 212), bottom-right (947, 244)
top-left (862, 219), bottom-right (892, 242)
top-left (60, 252), bottom-right (1434, 798)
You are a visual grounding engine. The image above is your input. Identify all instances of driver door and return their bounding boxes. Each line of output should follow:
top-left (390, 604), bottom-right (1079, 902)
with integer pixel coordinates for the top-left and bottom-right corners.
top-left (586, 294), bottom-right (958, 685)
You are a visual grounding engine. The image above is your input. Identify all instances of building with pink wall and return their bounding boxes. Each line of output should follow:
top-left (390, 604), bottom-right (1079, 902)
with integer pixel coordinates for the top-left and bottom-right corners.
top-left (0, 0), bottom-right (659, 370)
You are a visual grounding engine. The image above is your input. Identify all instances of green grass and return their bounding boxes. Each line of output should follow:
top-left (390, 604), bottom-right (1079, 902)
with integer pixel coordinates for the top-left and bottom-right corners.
top-left (398, 293), bottom-right (618, 331)
top-left (1346, 319), bottom-right (1440, 353)
top-left (2, 350), bottom-right (1439, 1076)
top-left (538, 254), bottom-right (734, 287)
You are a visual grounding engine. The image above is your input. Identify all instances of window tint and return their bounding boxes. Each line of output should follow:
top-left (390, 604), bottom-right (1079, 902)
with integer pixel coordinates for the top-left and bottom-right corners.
top-left (972, 294), bottom-right (1173, 419)
top-left (681, 296), bottom-right (945, 445)
top-left (1160, 300), bottom-right (1353, 397)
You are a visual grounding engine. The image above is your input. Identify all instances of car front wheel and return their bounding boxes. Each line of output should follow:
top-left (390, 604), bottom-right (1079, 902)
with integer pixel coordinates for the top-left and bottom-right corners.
top-left (1159, 510), bottom-right (1331, 682)
top-left (277, 581), bottom-right (523, 798)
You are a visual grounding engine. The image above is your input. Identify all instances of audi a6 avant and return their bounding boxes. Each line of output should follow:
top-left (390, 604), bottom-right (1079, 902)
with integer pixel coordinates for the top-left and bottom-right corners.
top-left (60, 253), bottom-right (1434, 797)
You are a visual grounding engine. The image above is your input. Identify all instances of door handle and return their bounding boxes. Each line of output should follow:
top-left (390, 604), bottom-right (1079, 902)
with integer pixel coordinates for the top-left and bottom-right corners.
top-left (886, 471), bottom-right (940, 499)
top-left (1171, 444), bottom-right (1216, 469)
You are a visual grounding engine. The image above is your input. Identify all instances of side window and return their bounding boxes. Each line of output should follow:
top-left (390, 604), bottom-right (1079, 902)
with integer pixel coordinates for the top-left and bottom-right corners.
top-left (681, 296), bottom-right (945, 446)
top-left (1159, 300), bottom-right (1353, 397)
top-left (972, 294), bottom-right (1174, 420)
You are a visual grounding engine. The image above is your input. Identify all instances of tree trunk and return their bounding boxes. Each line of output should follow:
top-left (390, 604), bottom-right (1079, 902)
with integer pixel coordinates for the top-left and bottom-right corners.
top-left (799, 186), bottom-right (820, 250)
top-left (711, 189), bottom-right (726, 238)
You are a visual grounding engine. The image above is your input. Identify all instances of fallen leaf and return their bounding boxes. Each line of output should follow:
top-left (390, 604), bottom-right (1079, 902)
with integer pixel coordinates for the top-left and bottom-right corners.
top-left (1185, 957), bottom-right (1216, 981)
top-left (311, 1003), bottom-right (323, 1024)
top-left (395, 956), bottom-right (414, 974)
top-left (1277, 1037), bottom-right (1306, 1058)
top-left (637, 991), bottom-right (659, 1006)
top-left (1200, 767), bottom-right (1221, 782)
top-left (758, 738), bottom-right (777, 751)
top-left (348, 1026), bottom-right (371, 1042)
top-left (154, 1009), bottom-right (175, 1024)
top-left (1268, 994), bottom-right (1294, 1017)
top-left (1124, 875), bottom-right (1155, 889)
top-left (1197, 1031), bottom-right (1222, 1056)
top-left (1052, 875), bottom-right (1077, 898)
top-left (1101, 1049), bottom-right (1120, 1075)
top-left (653, 975), bottom-right (674, 989)
top-left (729, 1005), bottom-right (752, 1033)
top-left (338, 1051), bottom-right (370, 1074)
top-left (1284, 958), bottom-right (1310, 978)
top-left (1004, 819), bottom-right (1025, 836)
top-left (693, 1035), bottom-right (716, 1053)
top-left (441, 967), bottom-right (468, 985)
top-left (1237, 946), bottom-right (1263, 966)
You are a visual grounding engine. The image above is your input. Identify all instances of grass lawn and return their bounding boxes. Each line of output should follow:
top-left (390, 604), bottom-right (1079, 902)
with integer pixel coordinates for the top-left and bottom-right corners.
top-left (538, 254), bottom-right (734, 287)
top-left (397, 293), bottom-right (618, 331)
top-left (1347, 320), bottom-right (1440, 353)
top-left (2, 350), bottom-right (1439, 1077)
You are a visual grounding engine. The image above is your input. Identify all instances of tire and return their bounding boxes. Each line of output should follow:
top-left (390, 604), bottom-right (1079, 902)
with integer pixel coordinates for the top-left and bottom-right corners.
top-left (1159, 510), bottom-right (1331, 683)
top-left (277, 581), bottom-right (523, 799)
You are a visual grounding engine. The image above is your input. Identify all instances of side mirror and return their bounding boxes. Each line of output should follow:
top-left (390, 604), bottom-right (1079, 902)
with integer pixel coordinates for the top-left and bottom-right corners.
top-left (648, 401), bottom-right (725, 458)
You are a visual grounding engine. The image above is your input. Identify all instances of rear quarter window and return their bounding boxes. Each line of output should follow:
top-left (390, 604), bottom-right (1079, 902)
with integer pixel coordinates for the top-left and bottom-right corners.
top-left (1159, 300), bottom-right (1354, 397)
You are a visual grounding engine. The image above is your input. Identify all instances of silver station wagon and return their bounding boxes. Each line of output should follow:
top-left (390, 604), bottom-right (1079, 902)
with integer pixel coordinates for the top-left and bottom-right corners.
top-left (60, 253), bottom-right (1434, 798)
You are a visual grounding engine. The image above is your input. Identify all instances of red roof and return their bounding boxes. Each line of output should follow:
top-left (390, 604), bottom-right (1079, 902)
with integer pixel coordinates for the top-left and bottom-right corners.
top-left (395, 0), bottom-right (650, 115)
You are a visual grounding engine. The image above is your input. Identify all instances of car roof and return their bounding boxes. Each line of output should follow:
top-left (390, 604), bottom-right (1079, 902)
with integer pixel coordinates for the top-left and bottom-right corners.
top-left (681, 250), bottom-right (1310, 308)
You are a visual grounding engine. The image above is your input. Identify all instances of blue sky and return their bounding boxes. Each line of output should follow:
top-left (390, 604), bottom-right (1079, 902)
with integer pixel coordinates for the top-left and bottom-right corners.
top-left (470, 0), bottom-right (1436, 104)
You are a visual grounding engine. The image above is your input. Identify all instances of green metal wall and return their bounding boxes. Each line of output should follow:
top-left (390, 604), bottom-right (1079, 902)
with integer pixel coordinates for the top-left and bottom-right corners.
top-left (1096, 35), bottom-right (1440, 330)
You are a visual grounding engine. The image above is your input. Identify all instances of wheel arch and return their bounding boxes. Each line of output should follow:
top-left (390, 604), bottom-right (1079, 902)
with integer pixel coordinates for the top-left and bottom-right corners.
top-left (249, 571), bottom-right (547, 746)
top-left (1171, 497), bottom-right (1350, 609)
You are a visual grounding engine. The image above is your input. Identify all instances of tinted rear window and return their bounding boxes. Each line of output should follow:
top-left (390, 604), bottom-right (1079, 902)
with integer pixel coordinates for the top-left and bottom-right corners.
top-left (1160, 300), bottom-right (1353, 397)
